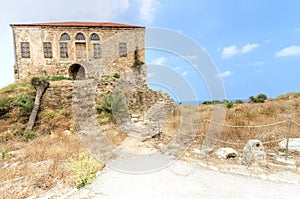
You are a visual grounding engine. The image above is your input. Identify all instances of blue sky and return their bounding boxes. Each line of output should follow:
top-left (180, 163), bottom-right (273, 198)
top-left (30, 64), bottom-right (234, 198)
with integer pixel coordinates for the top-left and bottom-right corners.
top-left (1, 0), bottom-right (300, 101)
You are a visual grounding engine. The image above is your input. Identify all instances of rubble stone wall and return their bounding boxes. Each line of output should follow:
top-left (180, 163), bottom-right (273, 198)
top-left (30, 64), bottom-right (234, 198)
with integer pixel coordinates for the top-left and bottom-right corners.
top-left (11, 26), bottom-right (145, 82)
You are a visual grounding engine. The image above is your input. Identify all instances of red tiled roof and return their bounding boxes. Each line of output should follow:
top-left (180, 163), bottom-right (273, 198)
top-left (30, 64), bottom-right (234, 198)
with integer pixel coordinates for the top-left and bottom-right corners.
top-left (10, 22), bottom-right (144, 28)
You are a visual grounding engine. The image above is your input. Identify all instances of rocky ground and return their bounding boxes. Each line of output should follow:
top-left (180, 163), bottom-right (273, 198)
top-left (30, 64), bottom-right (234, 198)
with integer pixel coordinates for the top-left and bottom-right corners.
top-left (67, 136), bottom-right (300, 199)
top-left (1, 128), bottom-right (300, 198)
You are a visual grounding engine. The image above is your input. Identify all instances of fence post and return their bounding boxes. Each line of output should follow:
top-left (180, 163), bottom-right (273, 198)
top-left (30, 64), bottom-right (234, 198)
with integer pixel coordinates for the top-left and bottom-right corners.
top-left (157, 120), bottom-right (161, 133)
top-left (285, 119), bottom-right (291, 160)
top-left (200, 118), bottom-right (207, 147)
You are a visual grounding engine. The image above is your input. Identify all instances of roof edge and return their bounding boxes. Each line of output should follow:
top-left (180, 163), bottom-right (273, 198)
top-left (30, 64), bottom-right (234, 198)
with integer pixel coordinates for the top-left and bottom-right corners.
top-left (10, 22), bottom-right (145, 29)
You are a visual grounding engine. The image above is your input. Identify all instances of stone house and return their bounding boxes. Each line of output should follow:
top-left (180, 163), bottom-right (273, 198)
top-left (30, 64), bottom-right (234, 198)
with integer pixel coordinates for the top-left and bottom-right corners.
top-left (10, 22), bottom-right (145, 81)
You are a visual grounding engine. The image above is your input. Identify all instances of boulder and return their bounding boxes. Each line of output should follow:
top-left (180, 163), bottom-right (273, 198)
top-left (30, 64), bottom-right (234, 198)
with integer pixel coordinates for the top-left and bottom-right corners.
top-left (279, 138), bottom-right (300, 153)
top-left (242, 140), bottom-right (266, 166)
top-left (215, 147), bottom-right (238, 159)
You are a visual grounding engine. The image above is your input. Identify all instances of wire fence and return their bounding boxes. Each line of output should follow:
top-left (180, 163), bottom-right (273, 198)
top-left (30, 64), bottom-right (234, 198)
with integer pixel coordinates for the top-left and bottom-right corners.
top-left (162, 117), bottom-right (300, 157)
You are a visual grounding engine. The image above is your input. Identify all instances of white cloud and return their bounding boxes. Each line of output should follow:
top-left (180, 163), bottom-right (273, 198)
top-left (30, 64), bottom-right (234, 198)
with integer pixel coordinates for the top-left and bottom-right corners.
top-left (181, 71), bottom-right (188, 76)
top-left (221, 43), bottom-right (260, 58)
top-left (241, 43), bottom-right (260, 54)
top-left (222, 45), bottom-right (239, 58)
top-left (150, 56), bottom-right (166, 65)
top-left (275, 46), bottom-right (300, 57)
top-left (137, 0), bottom-right (161, 24)
top-left (216, 70), bottom-right (232, 78)
top-left (3, 0), bottom-right (130, 22)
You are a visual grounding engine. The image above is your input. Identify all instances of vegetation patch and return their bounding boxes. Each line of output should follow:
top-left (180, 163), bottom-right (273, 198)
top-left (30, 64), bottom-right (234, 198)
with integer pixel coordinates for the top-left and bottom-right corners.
top-left (202, 99), bottom-right (234, 109)
top-left (249, 93), bottom-right (268, 103)
top-left (96, 91), bottom-right (128, 124)
top-left (1, 149), bottom-right (10, 160)
top-left (14, 93), bottom-right (34, 117)
top-left (0, 97), bottom-right (11, 116)
top-left (0, 82), bottom-right (28, 94)
top-left (24, 130), bottom-right (36, 141)
top-left (113, 73), bottom-right (120, 79)
top-left (43, 76), bottom-right (71, 81)
top-left (72, 154), bottom-right (105, 189)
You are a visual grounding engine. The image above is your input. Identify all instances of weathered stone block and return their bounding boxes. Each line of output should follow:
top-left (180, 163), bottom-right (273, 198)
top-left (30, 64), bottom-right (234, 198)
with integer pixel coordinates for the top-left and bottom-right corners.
top-left (242, 139), bottom-right (266, 166)
top-left (215, 147), bottom-right (238, 159)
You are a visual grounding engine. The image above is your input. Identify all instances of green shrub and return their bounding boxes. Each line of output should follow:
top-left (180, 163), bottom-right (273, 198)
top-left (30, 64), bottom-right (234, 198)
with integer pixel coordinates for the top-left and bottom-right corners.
top-left (256, 94), bottom-right (267, 102)
top-left (14, 93), bottom-right (34, 116)
top-left (212, 100), bottom-right (222, 104)
top-left (1, 149), bottom-right (10, 159)
top-left (96, 93), bottom-right (113, 114)
top-left (202, 101), bottom-right (212, 105)
top-left (249, 94), bottom-right (268, 103)
top-left (72, 154), bottom-right (105, 189)
top-left (113, 73), bottom-right (120, 79)
top-left (43, 76), bottom-right (71, 81)
top-left (0, 97), bottom-right (11, 116)
top-left (226, 101), bottom-right (234, 109)
top-left (235, 99), bottom-right (244, 104)
top-left (24, 130), bottom-right (36, 141)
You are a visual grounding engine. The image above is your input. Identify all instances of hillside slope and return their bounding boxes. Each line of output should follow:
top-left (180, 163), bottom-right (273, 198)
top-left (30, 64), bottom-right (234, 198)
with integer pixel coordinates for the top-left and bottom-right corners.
top-left (1, 81), bottom-right (300, 198)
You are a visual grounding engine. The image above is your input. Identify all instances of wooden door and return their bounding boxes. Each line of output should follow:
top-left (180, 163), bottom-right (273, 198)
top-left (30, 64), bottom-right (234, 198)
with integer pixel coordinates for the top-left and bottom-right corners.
top-left (76, 43), bottom-right (86, 59)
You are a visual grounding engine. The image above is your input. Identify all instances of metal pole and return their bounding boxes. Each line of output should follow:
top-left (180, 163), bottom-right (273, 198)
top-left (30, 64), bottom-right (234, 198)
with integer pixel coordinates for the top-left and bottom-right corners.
top-left (285, 119), bottom-right (291, 160)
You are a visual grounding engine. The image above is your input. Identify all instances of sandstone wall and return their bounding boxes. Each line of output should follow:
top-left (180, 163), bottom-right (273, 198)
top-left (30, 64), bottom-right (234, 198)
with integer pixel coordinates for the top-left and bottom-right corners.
top-left (11, 26), bottom-right (145, 82)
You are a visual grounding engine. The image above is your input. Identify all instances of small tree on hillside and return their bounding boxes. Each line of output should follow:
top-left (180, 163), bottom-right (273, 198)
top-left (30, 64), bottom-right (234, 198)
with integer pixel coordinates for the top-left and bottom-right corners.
top-left (249, 93), bottom-right (268, 103)
top-left (26, 77), bottom-right (49, 131)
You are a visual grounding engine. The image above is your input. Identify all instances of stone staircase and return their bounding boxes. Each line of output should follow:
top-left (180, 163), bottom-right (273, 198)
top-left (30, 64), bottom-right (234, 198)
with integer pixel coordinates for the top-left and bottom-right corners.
top-left (72, 79), bottom-right (114, 161)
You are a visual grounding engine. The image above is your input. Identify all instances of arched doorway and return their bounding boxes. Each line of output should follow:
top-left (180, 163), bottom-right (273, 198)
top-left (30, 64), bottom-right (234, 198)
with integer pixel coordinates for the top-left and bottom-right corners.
top-left (69, 64), bottom-right (85, 80)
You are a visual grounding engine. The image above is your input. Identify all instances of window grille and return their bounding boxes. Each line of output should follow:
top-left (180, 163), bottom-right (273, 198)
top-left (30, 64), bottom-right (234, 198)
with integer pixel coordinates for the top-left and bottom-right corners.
top-left (60, 42), bottom-right (68, 58)
top-left (90, 33), bottom-right (100, 41)
top-left (76, 33), bottom-right (85, 40)
top-left (21, 42), bottom-right (30, 58)
top-left (43, 42), bottom-right (52, 58)
top-left (60, 33), bottom-right (71, 41)
top-left (119, 43), bottom-right (127, 57)
top-left (93, 44), bottom-right (101, 59)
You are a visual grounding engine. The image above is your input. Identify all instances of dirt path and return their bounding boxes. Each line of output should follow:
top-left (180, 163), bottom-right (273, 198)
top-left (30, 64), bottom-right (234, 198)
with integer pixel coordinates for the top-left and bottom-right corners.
top-left (66, 137), bottom-right (300, 199)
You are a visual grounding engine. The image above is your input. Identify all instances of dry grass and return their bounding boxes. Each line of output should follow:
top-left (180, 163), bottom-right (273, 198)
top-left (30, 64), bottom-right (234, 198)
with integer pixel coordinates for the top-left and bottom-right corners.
top-left (103, 125), bottom-right (127, 146)
top-left (0, 131), bottom-right (104, 198)
top-left (164, 98), bottom-right (300, 151)
top-left (0, 81), bottom-right (126, 198)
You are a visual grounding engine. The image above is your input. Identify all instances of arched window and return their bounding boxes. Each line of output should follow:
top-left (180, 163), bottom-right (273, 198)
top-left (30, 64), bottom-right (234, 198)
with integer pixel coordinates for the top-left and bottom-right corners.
top-left (76, 33), bottom-right (85, 40)
top-left (60, 33), bottom-right (71, 41)
top-left (90, 33), bottom-right (100, 41)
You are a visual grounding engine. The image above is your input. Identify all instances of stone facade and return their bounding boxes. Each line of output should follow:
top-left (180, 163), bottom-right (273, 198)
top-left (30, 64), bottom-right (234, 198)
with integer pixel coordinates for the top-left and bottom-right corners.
top-left (10, 22), bottom-right (145, 81)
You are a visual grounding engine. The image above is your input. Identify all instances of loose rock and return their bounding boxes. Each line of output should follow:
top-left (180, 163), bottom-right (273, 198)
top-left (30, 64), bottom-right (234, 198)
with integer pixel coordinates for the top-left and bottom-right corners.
top-left (279, 138), bottom-right (300, 153)
top-left (215, 147), bottom-right (238, 159)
